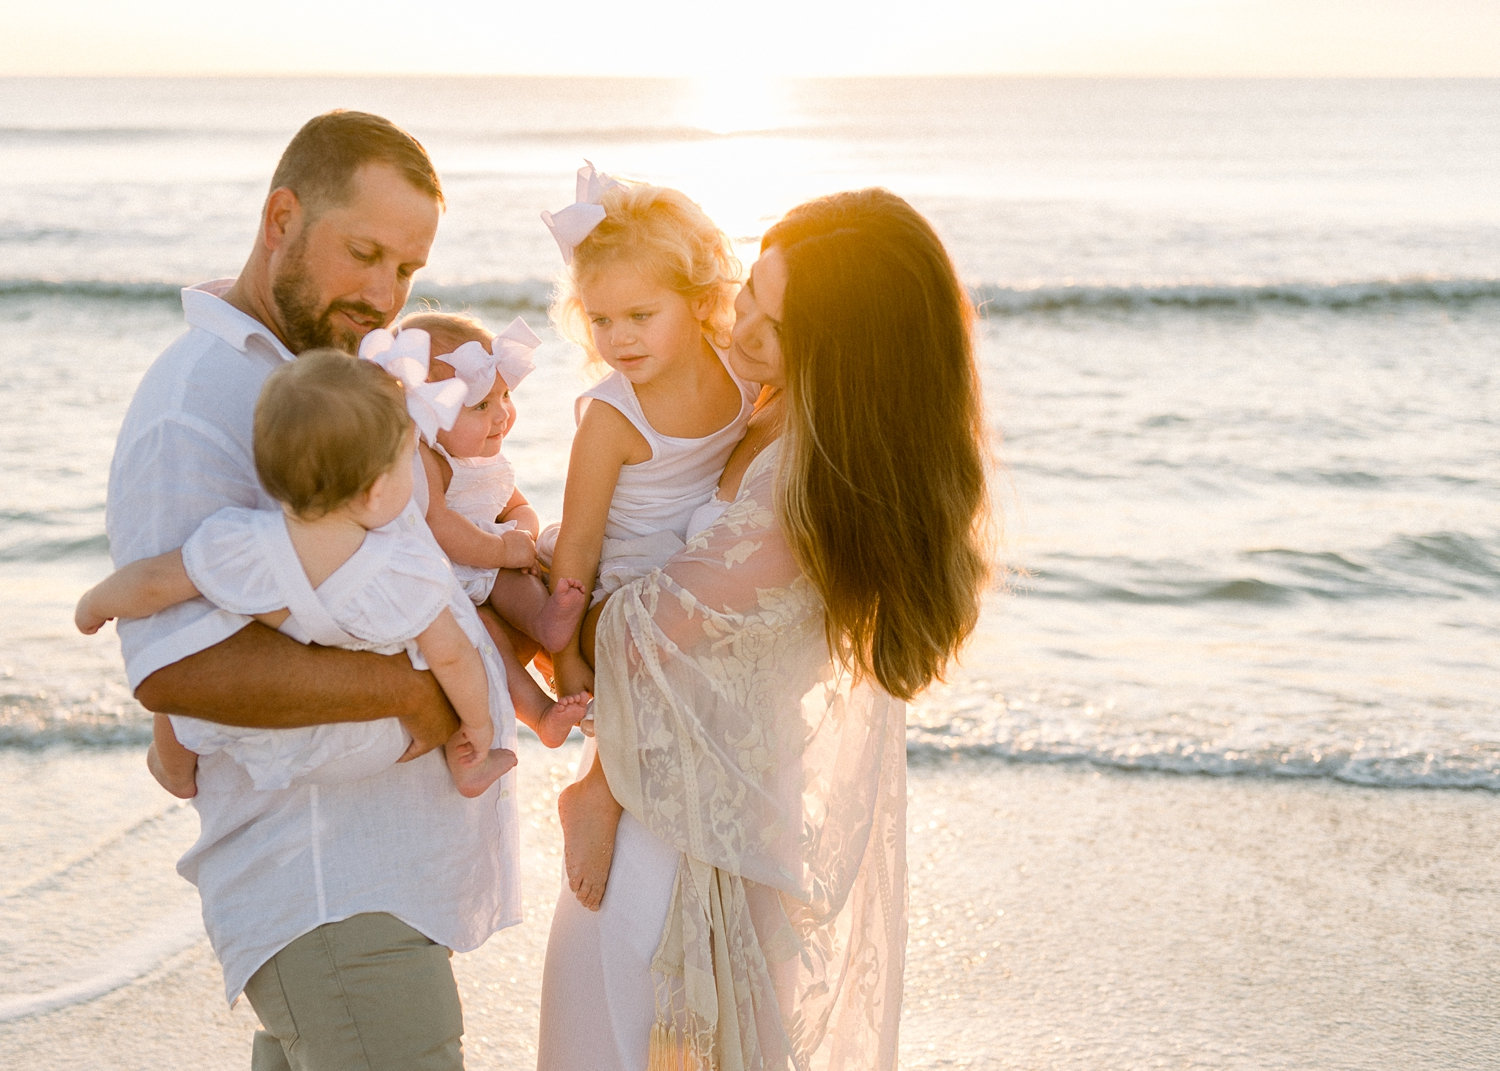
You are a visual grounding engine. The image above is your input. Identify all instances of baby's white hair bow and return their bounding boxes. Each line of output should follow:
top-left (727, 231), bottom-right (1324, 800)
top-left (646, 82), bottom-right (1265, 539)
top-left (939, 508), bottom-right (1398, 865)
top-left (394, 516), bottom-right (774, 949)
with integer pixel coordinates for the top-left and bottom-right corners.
top-left (541, 160), bottom-right (622, 265)
top-left (444, 317), bottom-right (542, 406)
top-left (357, 327), bottom-right (467, 443)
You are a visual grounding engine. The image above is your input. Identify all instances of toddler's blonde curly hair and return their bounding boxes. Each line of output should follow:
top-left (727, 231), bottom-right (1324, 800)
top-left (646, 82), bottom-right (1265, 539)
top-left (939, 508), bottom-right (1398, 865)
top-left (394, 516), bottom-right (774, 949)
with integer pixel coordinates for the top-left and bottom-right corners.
top-left (551, 182), bottom-right (740, 367)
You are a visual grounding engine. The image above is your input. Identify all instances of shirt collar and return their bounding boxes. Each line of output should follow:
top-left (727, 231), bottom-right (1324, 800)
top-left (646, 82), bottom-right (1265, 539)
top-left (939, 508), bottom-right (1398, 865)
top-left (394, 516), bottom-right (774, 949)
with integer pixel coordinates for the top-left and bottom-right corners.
top-left (182, 279), bottom-right (296, 363)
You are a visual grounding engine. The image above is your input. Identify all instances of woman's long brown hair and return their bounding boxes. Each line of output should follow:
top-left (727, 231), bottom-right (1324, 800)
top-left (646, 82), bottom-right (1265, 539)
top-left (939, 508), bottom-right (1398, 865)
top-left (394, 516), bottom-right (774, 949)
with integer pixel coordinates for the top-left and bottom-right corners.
top-left (766, 189), bottom-right (994, 701)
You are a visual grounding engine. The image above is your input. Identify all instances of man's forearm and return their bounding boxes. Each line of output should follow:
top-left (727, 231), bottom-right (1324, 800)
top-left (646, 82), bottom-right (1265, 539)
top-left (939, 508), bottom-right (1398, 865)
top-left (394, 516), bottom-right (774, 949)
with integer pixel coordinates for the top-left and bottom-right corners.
top-left (134, 622), bottom-right (458, 750)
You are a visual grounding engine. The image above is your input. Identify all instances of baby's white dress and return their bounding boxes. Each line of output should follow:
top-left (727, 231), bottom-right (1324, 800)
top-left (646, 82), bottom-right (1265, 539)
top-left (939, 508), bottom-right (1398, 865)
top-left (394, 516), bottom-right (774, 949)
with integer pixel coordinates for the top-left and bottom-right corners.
top-left (430, 441), bottom-right (519, 604)
top-left (171, 503), bottom-right (516, 790)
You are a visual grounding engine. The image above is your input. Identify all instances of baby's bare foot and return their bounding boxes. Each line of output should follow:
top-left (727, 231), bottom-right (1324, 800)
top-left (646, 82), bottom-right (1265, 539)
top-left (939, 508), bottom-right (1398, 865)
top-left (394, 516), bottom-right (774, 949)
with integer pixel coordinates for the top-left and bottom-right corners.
top-left (534, 693), bottom-right (592, 748)
top-left (448, 745), bottom-right (518, 799)
top-left (146, 743), bottom-right (198, 799)
top-left (558, 768), bottom-right (622, 911)
top-left (535, 578), bottom-right (589, 653)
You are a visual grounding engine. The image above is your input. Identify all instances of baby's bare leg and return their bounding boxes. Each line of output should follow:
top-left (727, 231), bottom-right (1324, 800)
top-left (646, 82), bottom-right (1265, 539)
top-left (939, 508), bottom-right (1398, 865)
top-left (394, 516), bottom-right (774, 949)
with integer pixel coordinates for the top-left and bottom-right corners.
top-left (147, 713), bottom-right (198, 799)
top-left (484, 613), bottom-right (591, 748)
top-left (557, 755), bottom-right (622, 911)
top-left (489, 571), bottom-right (588, 654)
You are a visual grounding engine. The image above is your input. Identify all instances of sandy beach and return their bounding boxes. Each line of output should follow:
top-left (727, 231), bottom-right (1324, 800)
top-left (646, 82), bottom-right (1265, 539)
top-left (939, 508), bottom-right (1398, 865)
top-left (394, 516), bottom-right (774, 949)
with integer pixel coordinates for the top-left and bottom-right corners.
top-left (2, 741), bottom-right (1496, 1070)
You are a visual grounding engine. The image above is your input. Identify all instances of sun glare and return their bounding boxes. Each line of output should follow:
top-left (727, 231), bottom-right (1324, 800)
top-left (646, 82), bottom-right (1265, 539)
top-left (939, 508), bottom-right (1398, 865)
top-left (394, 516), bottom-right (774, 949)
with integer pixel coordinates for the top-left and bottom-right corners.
top-left (680, 75), bottom-right (792, 137)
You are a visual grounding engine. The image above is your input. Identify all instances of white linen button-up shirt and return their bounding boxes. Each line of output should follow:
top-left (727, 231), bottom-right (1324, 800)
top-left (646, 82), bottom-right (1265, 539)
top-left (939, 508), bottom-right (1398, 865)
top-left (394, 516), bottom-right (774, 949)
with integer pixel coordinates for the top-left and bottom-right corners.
top-left (106, 280), bottom-right (520, 1002)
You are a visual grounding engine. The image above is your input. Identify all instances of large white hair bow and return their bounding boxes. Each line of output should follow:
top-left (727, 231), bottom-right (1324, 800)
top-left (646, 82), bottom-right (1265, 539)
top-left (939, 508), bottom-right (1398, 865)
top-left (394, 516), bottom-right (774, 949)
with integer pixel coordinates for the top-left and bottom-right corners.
top-left (357, 327), bottom-right (467, 442)
top-left (443, 317), bottom-right (542, 406)
top-left (541, 160), bottom-right (622, 265)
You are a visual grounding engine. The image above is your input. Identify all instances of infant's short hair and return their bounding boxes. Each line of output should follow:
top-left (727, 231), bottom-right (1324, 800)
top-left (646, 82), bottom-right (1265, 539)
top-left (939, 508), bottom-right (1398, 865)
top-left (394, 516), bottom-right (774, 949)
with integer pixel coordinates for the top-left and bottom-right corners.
top-left (397, 310), bottom-right (493, 378)
top-left (253, 349), bottom-right (413, 519)
top-left (552, 182), bottom-right (740, 363)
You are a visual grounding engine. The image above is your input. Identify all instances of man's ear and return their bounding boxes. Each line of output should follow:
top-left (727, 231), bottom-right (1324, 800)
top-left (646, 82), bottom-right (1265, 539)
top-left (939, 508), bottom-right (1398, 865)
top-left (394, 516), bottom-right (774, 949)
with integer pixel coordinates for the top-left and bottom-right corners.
top-left (262, 187), bottom-right (303, 253)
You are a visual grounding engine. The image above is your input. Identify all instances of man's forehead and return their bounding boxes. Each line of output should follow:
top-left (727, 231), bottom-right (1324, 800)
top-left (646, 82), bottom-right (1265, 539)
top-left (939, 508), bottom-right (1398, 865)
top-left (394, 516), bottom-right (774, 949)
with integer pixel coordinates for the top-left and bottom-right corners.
top-left (320, 164), bottom-right (440, 252)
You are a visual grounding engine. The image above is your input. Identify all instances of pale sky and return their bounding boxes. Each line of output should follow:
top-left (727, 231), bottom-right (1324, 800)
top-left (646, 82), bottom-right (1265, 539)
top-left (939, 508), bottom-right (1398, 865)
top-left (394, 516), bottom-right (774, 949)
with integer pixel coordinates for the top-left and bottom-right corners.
top-left (5, 0), bottom-right (1500, 78)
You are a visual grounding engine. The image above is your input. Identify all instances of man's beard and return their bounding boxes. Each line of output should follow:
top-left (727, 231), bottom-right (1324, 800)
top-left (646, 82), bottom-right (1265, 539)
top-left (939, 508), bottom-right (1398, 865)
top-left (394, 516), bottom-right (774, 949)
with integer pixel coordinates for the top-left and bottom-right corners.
top-left (270, 239), bottom-right (383, 354)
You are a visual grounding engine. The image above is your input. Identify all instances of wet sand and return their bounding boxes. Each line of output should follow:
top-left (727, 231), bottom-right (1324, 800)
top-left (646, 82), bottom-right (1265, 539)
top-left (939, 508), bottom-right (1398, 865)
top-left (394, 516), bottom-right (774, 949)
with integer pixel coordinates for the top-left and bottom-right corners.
top-left (2, 745), bottom-right (1497, 1070)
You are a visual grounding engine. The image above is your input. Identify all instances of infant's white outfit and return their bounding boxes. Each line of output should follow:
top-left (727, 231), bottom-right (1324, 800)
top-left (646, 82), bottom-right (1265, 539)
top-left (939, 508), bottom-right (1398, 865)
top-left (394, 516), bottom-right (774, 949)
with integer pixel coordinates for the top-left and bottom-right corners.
top-left (172, 502), bottom-right (516, 788)
top-left (431, 441), bottom-right (520, 603)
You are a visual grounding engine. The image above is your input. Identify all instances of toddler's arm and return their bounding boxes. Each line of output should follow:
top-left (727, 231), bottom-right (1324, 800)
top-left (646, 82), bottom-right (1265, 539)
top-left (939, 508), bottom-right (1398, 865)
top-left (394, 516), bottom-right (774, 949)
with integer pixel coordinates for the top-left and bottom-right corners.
top-left (75, 549), bottom-right (199, 634)
top-left (548, 402), bottom-right (641, 696)
top-left (420, 443), bottom-right (536, 570)
top-left (414, 607), bottom-right (494, 756)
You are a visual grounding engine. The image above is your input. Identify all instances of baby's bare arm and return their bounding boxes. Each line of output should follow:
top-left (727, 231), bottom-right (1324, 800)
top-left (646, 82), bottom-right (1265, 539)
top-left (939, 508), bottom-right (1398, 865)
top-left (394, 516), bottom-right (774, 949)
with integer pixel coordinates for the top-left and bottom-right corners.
top-left (421, 443), bottom-right (536, 569)
top-left (75, 549), bottom-right (199, 634)
top-left (498, 487), bottom-right (540, 540)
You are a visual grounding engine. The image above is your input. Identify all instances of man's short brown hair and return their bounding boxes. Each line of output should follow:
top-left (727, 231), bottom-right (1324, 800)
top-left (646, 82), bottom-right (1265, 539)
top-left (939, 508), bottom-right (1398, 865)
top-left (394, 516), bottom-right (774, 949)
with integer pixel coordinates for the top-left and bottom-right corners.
top-left (268, 110), bottom-right (443, 219)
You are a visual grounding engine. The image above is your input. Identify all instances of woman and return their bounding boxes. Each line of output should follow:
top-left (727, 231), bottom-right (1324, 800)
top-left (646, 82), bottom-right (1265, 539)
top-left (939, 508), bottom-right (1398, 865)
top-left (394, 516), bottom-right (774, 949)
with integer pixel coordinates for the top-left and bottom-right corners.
top-left (538, 188), bottom-right (992, 1071)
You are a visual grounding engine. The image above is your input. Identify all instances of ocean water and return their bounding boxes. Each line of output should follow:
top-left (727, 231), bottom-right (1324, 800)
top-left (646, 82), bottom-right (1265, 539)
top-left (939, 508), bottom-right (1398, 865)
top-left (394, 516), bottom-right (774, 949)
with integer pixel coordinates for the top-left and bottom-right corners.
top-left (3, 74), bottom-right (1499, 1062)
top-left (4, 76), bottom-right (1496, 788)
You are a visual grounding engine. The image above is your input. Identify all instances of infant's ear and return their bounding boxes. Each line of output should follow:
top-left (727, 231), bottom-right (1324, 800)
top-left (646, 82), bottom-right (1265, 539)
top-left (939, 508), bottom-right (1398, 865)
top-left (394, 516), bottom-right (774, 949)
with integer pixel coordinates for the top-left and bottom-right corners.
top-left (362, 470), bottom-right (391, 504)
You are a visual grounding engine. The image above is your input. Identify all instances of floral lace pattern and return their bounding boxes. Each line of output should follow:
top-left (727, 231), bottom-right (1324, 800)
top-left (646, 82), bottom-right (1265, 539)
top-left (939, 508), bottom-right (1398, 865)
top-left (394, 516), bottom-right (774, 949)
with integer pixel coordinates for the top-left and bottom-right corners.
top-left (595, 446), bottom-right (907, 1071)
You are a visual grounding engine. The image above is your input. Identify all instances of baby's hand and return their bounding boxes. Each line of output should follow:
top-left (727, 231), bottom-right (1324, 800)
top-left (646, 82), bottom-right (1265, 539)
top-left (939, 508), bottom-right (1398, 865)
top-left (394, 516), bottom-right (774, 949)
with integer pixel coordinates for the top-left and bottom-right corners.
top-left (500, 529), bottom-right (537, 570)
top-left (74, 595), bottom-right (111, 635)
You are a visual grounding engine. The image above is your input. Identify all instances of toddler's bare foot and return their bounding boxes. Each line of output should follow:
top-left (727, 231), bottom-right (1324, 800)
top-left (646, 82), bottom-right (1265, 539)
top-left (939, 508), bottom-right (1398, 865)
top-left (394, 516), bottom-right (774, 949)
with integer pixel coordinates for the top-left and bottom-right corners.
top-left (146, 743), bottom-right (197, 799)
top-left (535, 578), bottom-right (589, 653)
top-left (533, 692), bottom-right (592, 748)
top-left (448, 745), bottom-right (518, 799)
top-left (558, 766), bottom-right (622, 911)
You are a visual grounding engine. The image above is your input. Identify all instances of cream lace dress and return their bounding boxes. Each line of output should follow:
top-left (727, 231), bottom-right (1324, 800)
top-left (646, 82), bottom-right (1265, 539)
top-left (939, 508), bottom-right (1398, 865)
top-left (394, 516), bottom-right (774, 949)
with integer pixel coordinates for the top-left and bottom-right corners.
top-left (537, 446), bottom-right (907, 1071)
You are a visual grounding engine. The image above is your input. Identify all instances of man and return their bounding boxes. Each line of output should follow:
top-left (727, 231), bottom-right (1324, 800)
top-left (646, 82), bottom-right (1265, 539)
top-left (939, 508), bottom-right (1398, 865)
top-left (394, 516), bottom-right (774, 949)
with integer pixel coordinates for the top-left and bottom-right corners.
top-left (107, 111), bottom-right (518, 1071)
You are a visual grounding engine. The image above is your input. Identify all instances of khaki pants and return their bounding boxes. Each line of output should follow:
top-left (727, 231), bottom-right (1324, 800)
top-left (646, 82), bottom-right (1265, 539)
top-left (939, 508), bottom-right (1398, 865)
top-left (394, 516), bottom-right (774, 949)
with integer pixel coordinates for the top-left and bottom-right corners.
top-left (245, 912), bottom-right (464, 1071)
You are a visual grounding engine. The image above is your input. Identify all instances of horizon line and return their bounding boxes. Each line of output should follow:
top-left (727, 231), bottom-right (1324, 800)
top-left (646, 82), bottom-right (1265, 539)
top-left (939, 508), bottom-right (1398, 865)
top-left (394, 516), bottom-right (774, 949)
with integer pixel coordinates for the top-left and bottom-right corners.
top-left (6, 71), bottom-right (1500, 81)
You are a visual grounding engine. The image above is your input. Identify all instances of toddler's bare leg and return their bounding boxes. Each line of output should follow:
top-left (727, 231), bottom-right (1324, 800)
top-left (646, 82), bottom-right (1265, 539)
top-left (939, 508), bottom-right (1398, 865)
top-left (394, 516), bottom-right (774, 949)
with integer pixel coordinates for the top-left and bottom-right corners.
top-left (557, 755), bottom-right (622, 911)
top-left (489, 571), bottom-right (588, 654)
top-left (147, 712), bottom-right (199, 799)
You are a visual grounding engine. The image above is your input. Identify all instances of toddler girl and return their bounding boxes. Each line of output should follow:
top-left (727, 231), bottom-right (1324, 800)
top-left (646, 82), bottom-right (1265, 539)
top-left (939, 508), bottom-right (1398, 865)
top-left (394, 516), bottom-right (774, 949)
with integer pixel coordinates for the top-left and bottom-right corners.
top-left (540, 163), bottom-right (758, 903)
top-left (367, 313), bottom-right (592, 746)
top-left (76, 347), bottom-right (521, 799)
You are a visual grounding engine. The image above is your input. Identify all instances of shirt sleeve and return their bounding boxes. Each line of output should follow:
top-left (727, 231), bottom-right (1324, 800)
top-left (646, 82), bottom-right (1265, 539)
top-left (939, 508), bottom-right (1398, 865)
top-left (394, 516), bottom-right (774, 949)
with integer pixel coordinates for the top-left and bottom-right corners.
top-left (108, 401), bottom-right (265, 690)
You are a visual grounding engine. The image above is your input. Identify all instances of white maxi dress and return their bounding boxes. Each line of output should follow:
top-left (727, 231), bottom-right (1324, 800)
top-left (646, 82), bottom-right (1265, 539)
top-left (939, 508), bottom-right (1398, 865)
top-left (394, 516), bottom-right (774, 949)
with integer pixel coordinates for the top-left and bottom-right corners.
top-left (536, 447), bottom-right (908, 1071)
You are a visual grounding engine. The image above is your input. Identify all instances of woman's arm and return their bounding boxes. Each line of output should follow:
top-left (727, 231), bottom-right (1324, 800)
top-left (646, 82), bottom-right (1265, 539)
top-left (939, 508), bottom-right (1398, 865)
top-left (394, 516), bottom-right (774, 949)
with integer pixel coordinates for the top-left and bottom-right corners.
top-left (75, 549), bottom-right (199, 634)
top-left (420, 442), bottom-right (535, 570)
top-left (133, 623), bottom-right (461, 760)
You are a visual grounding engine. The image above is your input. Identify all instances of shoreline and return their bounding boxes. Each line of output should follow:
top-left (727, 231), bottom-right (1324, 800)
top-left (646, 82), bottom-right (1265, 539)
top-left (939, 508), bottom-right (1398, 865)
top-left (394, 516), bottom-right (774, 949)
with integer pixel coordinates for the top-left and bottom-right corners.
top-left (2, 747), bottom-right (1496, 1069)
